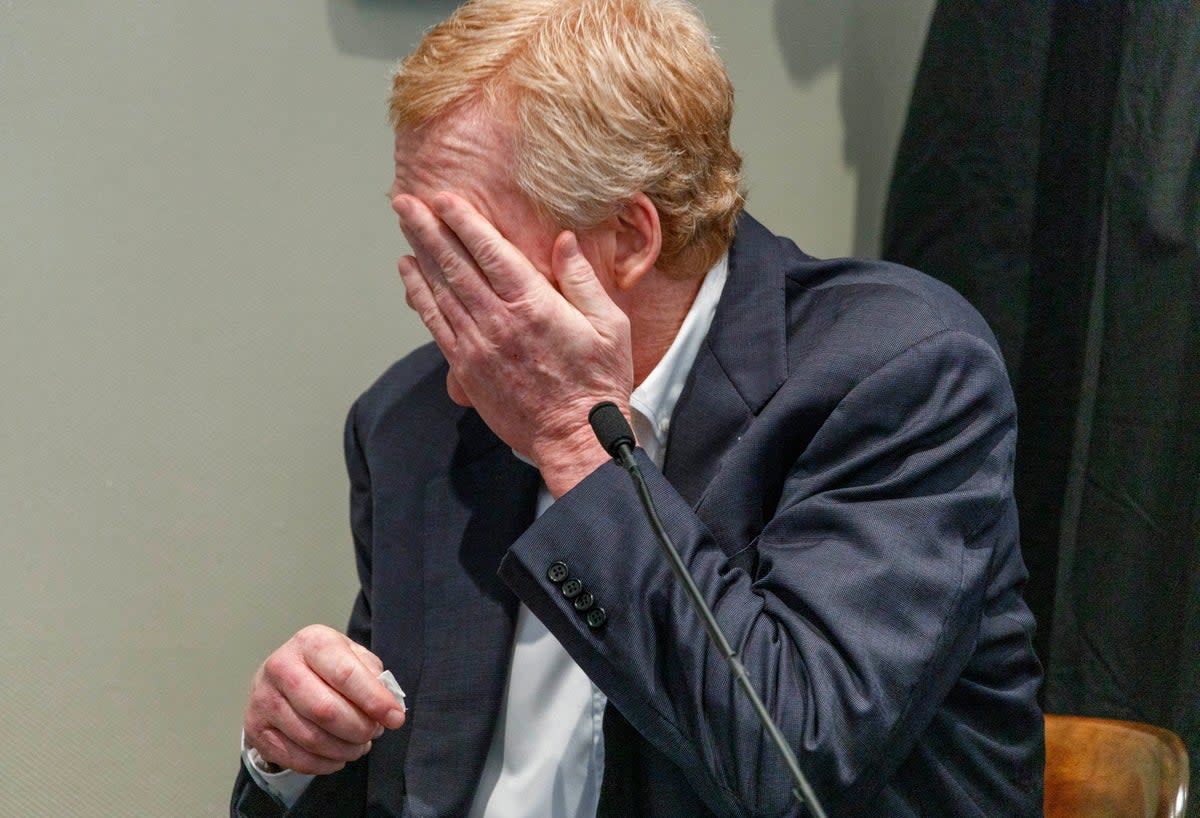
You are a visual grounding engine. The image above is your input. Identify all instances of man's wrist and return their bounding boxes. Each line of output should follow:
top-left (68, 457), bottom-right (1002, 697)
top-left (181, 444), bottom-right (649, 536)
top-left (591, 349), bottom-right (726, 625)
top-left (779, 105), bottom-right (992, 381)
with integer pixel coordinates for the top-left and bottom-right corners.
top-left (241, 728), bottom-right (315, 809)
top-left (534, 421), bottom-right (620, 498)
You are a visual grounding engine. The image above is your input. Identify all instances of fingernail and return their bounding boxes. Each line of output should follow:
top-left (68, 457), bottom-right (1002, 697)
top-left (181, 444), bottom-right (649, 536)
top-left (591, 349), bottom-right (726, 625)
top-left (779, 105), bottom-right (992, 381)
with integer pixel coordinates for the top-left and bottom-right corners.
top-left (373, 724), bottom-right (385, 739)
top-left (386, 708), bottom-right (406, 729)
top-left (562, 232), bottom-right (580, 258)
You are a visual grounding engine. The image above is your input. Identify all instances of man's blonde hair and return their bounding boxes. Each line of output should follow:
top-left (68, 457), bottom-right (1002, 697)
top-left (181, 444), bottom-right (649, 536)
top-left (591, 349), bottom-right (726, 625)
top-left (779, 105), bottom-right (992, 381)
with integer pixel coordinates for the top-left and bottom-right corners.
top-left (389, 0), bottom-right (744, 276)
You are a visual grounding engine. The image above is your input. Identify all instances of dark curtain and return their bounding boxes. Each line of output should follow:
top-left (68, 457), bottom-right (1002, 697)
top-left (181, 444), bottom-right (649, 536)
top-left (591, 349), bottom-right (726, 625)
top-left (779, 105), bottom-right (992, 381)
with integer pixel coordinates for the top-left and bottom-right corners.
top-left (882, 0), bottom-right (1199, 800)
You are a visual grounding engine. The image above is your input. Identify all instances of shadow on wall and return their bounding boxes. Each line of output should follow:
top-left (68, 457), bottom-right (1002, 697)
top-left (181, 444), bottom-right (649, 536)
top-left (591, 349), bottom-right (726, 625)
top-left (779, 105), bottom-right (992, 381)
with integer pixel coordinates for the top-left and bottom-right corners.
top-left (326, 0), bottom-right (456, 61)
top-left (773, 0), bottom-right (935, 258)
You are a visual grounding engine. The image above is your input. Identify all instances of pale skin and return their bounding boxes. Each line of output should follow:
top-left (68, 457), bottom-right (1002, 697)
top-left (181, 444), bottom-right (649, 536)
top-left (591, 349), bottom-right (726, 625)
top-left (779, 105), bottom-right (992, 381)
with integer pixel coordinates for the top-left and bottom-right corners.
top-left (243, 104), bottom-right (702, 775)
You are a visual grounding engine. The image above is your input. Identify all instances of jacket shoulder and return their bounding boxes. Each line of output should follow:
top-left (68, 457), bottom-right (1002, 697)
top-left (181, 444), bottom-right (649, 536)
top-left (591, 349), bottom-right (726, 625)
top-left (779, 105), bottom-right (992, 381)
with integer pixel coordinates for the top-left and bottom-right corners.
top-left (734, 214), bottom-right (1004, 375)
top-left (788, 255), bottom-right (1000, 353)
top-left (349, 342), bottom-right (459, 438)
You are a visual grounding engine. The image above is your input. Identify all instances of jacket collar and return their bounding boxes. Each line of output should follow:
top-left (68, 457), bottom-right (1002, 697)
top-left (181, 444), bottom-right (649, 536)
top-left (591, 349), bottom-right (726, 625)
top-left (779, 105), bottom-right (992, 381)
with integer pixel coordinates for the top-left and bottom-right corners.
top-left (663, 212), bottom-right (790, 507)
top-left (706, 213), bottom-right (791, 413)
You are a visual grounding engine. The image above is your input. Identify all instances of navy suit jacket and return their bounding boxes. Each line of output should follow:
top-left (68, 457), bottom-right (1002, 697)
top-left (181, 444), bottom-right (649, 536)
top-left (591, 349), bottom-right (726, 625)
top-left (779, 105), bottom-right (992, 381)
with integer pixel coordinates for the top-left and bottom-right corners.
top-left (232, 214), bottom-right (1044, 817)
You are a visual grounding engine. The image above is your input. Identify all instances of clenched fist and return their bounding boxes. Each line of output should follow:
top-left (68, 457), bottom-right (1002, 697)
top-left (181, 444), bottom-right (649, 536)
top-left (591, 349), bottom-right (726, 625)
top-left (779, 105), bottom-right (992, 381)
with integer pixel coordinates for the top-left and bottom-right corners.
top-left (243, 625), bottom-right (406, 775)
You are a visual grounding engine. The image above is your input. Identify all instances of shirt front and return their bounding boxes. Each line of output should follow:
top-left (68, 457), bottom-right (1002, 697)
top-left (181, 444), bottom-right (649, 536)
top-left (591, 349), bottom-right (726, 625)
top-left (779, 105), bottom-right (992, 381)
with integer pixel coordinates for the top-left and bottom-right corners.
top-left (245, 255), bottom-right (728, 815)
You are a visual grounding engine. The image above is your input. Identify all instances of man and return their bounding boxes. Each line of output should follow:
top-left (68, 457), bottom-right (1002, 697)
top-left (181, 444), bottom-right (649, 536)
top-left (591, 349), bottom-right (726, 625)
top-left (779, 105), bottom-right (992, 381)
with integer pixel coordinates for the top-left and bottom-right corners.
top-left (232, 1), bottom-right (1044, 816)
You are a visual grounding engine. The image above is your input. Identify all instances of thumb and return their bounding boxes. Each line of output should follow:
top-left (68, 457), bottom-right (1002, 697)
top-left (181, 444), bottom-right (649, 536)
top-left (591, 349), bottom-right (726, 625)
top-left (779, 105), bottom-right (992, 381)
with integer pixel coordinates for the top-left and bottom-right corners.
top-left (552, 231), bottom-right (617, 320)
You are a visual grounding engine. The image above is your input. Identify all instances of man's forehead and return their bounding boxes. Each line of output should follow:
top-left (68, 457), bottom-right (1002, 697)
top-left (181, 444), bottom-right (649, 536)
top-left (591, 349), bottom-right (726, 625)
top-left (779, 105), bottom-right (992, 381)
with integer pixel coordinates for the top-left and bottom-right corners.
top-left (390, 114), bottom-right (557, 257)
top-left (393, 105), bottom-right (511, 160)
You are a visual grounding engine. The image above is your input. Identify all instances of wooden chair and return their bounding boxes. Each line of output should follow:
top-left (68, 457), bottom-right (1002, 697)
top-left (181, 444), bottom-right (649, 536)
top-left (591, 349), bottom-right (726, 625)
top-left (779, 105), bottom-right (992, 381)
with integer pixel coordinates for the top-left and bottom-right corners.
top-left (1044, 714), bottom-right (1190, 818)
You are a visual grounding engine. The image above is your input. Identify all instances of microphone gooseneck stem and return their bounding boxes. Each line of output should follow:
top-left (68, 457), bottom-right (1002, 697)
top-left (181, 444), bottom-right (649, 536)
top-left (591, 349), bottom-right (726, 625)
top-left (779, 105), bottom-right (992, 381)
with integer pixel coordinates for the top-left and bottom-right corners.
top-left (588, 402), bottom-right (829, 818)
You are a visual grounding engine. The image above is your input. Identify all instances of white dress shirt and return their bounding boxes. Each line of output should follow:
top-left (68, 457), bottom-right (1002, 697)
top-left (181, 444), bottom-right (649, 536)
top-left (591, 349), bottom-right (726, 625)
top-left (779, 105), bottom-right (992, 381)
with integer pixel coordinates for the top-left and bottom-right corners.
top-left (244, 254), bottom-right (728, 815)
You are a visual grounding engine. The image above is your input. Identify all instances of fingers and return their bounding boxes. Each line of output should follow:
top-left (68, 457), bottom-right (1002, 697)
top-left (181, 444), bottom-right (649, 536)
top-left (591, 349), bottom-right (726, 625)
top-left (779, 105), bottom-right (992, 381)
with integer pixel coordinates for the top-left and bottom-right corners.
top-left (257, 654), bottom-right (377, 745)
top-left (551, 230), bottom-right (617, 321)
top-left (295, 628), bottom-right (406, 731)
top-left (248, 695), bottom-right (369, 772)
top-left (250, 723), bottom-right (361, 777)
top-left (399, 254), bottom-right (456, 354)
top-left (395, 194), bottom-right (501, 317)
top-left (395, 199), bottom-right (474, 336)
top-left (429, 192), bottom-right (545, 303)
top-left (245, 625), bottom-right (406, 776)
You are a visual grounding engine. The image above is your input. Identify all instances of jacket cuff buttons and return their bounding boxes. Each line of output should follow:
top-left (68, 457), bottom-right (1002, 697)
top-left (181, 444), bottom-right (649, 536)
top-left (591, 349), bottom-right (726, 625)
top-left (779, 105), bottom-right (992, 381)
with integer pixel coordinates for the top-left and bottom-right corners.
top-left (547, 561), bottom-right (569, 583)
top-left (545, 561), bottom-right (606, 629)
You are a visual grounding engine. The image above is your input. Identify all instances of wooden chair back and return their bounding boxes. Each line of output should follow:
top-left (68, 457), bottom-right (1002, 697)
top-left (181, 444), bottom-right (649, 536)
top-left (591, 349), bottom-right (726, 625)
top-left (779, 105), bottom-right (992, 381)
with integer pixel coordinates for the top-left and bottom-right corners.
top-left (1044, 714), bottom-right (1189, 818)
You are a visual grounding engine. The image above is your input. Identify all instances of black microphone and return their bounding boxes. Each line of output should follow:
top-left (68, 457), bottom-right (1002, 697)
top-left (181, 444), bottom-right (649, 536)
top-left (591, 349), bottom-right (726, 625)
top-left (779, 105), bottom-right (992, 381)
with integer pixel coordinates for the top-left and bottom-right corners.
top-left (588, 401), bottom-right (829, 818)
top-left (588, 401), bottom-right (636, 462)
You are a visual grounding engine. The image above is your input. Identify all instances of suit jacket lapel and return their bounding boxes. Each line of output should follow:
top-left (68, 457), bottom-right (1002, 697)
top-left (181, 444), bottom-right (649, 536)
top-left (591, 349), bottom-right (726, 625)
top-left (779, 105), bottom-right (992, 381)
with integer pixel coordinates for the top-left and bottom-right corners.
top-left (664, 215), bottom-right (790, 516)
top-left (401, 411), bottom-right (540, 816)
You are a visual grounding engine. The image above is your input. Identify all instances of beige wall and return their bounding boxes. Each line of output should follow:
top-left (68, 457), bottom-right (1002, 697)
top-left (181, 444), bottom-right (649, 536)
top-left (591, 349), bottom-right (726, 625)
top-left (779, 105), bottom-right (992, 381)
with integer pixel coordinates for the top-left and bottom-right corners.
top-left (0, 2), bottom-right (932, 814)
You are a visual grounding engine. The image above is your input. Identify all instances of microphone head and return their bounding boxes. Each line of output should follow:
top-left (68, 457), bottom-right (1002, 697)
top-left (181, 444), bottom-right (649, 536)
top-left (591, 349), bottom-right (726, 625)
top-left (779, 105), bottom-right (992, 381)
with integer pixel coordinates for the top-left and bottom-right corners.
top-left (589, 401), bottom-right (635, 458)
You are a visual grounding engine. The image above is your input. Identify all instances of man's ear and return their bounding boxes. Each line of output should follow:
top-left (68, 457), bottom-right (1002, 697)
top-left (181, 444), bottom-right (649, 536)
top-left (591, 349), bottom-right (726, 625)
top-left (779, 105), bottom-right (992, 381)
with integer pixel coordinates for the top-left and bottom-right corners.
top-left (611, 193), bottom-right (662, 291)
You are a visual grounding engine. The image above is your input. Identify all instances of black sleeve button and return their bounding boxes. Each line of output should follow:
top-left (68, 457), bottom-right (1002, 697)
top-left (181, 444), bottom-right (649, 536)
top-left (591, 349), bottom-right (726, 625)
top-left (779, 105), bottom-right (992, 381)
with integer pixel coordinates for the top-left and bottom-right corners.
top-left (585, 607), bottom-right (607, 629)
top-left (547, 561), bottom-right (569, 583)
top-left (573, 590), bottom-right (595, 611)
top-left (561, 577), bottom-right (583, 599)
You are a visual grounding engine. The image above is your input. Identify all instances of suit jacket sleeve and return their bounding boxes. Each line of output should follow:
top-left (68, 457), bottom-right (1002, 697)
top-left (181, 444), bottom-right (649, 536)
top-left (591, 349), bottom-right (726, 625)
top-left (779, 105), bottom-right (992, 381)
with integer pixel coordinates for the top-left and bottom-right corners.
top-left (229, 402), bottom-right (376, 818)
top-left (499, 329), bottom-right (1019, 817)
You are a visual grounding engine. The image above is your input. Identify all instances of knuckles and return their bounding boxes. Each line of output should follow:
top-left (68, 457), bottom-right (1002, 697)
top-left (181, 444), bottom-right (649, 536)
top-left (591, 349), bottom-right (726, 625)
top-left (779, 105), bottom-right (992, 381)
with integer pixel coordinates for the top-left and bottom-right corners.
top-left (294, 624), bottom-right (335, 652)
top-left (469, 236), bottom-right (505, 272)
top-left (259, 688), bottom-right (289, 723)
top-left (417, 305), bottom-right (445, 333)
top-left (433, 246), bottom-right (465, 278)
top-left (260, 652), bottom-right (301, 692)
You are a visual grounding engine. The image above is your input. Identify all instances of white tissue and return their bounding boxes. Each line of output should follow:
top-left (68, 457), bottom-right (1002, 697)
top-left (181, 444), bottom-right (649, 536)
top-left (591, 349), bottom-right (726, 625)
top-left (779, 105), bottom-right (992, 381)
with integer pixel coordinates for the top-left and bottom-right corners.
top-left (378, 669), bottom-right (407, 710)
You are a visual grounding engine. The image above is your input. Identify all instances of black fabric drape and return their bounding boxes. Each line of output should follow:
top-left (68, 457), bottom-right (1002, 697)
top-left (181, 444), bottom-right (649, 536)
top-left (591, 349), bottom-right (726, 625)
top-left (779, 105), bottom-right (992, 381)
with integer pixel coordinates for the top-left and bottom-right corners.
top-left (883, 0), bottom-right (1199, 800)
